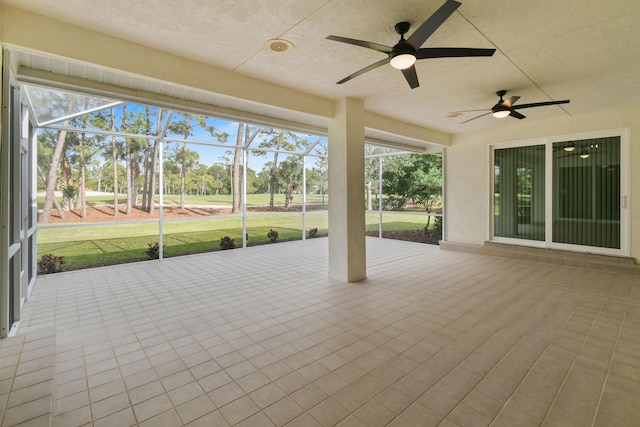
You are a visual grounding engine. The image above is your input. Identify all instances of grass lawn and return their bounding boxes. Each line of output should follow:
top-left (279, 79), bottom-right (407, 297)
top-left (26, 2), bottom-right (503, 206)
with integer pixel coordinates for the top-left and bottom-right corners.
top-left (37, 213), bottom-right (329, 270)
top-left (37, 211), bottom-right (433, 272)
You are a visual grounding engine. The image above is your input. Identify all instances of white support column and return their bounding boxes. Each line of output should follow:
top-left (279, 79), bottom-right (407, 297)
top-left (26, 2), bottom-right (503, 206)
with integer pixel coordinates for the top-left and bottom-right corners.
top-left (328, 98), bottom-right (366, 282)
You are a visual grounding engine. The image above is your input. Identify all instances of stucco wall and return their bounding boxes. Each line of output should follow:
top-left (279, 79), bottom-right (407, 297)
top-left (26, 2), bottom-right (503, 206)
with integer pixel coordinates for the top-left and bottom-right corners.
top-left (445, 106), bottom-right (640, 261)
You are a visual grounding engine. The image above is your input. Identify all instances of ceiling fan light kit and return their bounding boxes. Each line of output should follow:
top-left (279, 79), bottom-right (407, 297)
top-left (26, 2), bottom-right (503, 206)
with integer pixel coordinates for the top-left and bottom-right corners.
top-left (326, 0), bottom-right (495, 89)
top-left (390, 53), bottom-right (416, 70)
top-left (492, 109), bottom-right (510, 119)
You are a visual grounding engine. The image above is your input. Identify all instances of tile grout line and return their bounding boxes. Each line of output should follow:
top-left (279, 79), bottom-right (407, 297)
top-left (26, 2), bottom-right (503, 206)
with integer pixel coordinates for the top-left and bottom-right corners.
top-left (536, 281), bottom-right (616, 426)
top-left (0, 337), bottom-right (25, 427)
top-left (433, 285), bottom-right (572, 426)
top-left (384, 274), bottom-right (560, 425)
top-left (589, 281), bottom-right (631, 427)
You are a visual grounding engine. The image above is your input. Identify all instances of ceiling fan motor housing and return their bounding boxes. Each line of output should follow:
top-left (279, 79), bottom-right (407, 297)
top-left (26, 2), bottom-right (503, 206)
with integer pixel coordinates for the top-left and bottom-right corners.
top-left (492, 103), bottom-right (510, 114)
top-left (392, 40), bottom-right (416, 57)
top-left (492, 90), bottom-right (509, 114)
top-left (394, 21), bottom-right (411, 36)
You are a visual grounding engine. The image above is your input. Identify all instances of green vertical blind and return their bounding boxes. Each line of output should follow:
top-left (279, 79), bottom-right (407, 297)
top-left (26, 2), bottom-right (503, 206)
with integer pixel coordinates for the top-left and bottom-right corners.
top-left (494, 145), bottom-right (545, 241)
top-left (552, 137), bottom-right (620, 248)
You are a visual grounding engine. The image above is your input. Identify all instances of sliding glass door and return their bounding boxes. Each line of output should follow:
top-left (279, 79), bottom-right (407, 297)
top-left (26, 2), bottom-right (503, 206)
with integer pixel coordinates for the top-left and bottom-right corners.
top-left (552, 137), bottom-right (620, 249)
top-left (491, 131), bottom-right (627, 256)
top-left (494, 144), bottom-right (545, 241)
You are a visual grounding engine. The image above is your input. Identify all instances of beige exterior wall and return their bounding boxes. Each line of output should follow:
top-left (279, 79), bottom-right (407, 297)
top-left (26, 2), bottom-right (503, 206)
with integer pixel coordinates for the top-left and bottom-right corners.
top-left (445, 106), bottom-right (640, 261)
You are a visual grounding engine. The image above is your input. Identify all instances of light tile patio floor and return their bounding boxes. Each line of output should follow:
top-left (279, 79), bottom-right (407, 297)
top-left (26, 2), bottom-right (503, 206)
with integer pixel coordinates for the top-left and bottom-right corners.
top-left (1, 237), bottom-right (639, 426)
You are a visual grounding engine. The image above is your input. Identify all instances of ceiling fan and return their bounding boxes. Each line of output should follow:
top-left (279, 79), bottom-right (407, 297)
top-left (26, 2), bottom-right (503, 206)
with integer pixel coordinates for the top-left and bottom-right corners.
top-left (460, 90), bottom-right (571, 123)
top-left (326, 0), bottom-right (495, 89)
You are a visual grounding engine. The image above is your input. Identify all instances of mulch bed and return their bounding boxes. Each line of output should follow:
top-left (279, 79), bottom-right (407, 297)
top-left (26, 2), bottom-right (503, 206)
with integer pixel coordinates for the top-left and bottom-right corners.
top-left (366, 230), bottom-right (440, 245)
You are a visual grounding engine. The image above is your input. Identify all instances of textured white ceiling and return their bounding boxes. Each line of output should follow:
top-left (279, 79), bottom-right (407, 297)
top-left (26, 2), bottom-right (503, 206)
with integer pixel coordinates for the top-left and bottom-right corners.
top-left (4, 0), bottom-right (640, 135)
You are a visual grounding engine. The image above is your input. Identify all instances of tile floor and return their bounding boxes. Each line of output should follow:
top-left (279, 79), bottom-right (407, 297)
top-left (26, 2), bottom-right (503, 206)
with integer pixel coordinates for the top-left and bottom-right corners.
top-left (1, 237), bottom-right (639, 426)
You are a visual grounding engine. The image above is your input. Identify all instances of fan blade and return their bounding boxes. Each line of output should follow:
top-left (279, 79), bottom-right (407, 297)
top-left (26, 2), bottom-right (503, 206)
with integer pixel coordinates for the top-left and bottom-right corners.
top-left (451, 108), bottom-right (491, 113)
top-left (512, 100), bottom-right (570, 110)
top-left (510, 110), bottom-right (526, 120)
top-left (416, 47), bottom-right (495, 59)
top-left (401, 65), bottom-right (420, 89)
top-left (406, 0), bottom-right (461, 49)
top-left (326, 35), bottom-right (392, 54)
top-left (461, 111), bottom-right (492, 124)
top-left (336, 58), bottom-right (390, 84)
top-left (503, 96), bottom-right (520, 108)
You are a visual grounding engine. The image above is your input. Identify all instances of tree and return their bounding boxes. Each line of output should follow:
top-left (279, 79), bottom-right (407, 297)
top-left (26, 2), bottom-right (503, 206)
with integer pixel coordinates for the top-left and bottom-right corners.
top-left (364, 145), bottom-right (386, 211)
top-left (408, 165), bottom-right (442, 210)
top-left (129, 106), bottom-right (163, 214)
top-left (255, 168), bottom-right (272, 194)
top-left (253, 129), bottom-right (309, 207)
top-left (99, 163), bottom-right (126, 194)
top-left (37, 130), bottom-right (66, 220)
top-left (170, 145), bottom-right (200, 200)
top-left (172, 114), bottom-right (198, 207)
top-left (230, 124), bottom-right (259, 213)
top-left (109, 108), bottom-right (120, 216)
top-left (140, 107), bottom-right (151, 212)
top-left (276, 156), bottom-right (303, 207)
top-left (145, 109), bottom-right (163, 214)
top-left (167, 114), bottom-right (227, 208)
top-left (90, 158), bottom-right (109, 193)
top-left (232, 124), bottom-right (243, 212)
top-left (208, 164), bottom-right (228, 195)
top-left (123, 107), bottom-right (154, 211)
top-left (39, 99), bottom-right (74, 223)
top-left (309, 145), bottom-right (328, 206)
top-left (121, 104), bottom-right (134, 214)
top-left (306, 168), bottom-right (325, 204)
top-left (71, 110), bottom-right (106, 218)
top-left (163, 160), bottom-right (180, 195)
top-left (382, 154), bottom-right (443, 226)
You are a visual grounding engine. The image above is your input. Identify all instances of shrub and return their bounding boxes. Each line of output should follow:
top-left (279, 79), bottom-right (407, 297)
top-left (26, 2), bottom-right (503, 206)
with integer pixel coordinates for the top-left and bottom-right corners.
top-left (267, 229), bottom-right (278, 243)
top-left (145, 242), bottom-right (162, 259)
top-left (220, 236), bottom-right (235, 250)
top-left (433, 216), bottom-right (443, 233)
top-left (308, 227), bottom-right (318, 238)
top-left (62, 186), bottom-right (76, 200)
top-left (372, 196), bottom-right (406, 211)
top-left (38, 254), bottom-right (65, 274)
top-left (423, 216), bottom-right (443, 236)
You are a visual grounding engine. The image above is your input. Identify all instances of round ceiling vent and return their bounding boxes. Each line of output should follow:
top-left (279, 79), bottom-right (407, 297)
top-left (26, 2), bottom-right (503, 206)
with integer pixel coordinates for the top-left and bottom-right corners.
top-left (264, 39), bottom-right (295, 54)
